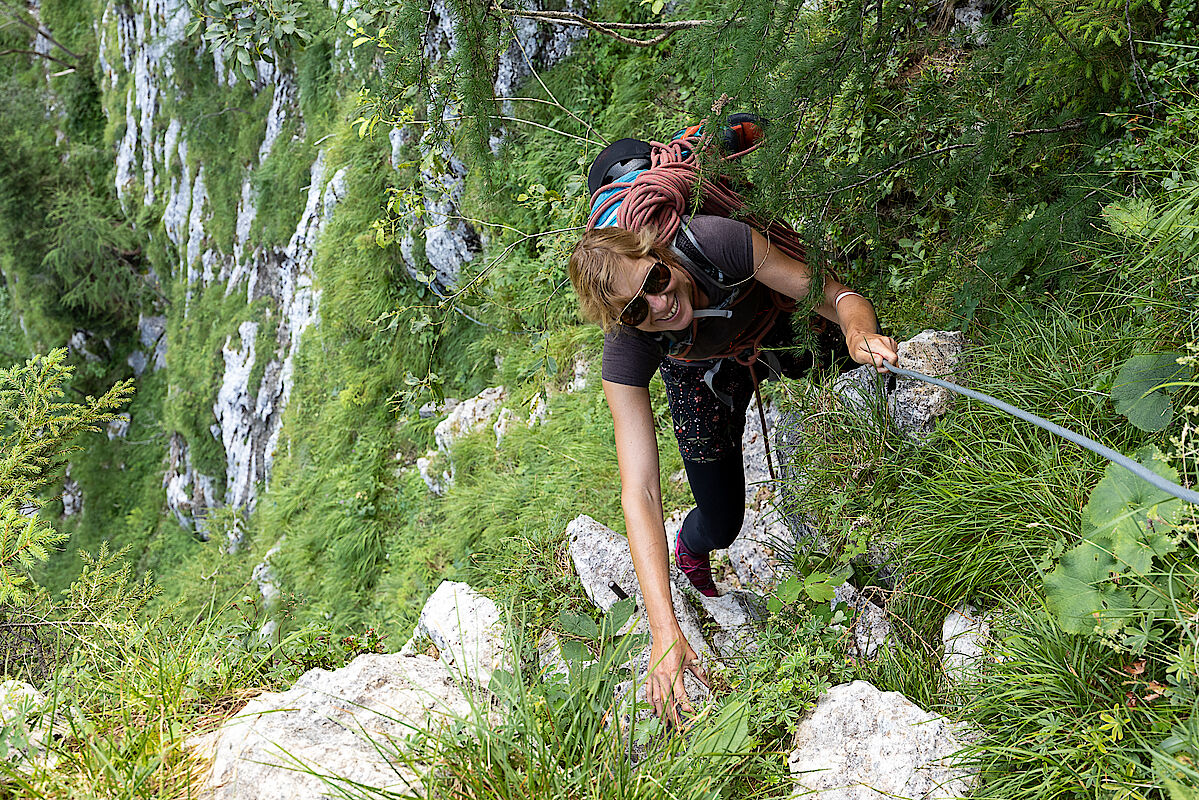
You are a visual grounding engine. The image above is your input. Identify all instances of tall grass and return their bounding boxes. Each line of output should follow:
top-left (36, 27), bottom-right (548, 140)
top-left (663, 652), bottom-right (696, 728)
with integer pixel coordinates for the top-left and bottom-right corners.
top-left (965, 603), bottom-right (1163, 800)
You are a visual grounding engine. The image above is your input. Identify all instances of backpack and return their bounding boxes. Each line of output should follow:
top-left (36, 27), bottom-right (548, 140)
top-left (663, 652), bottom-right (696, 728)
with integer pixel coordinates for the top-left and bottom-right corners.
top-left (585, 115), bottom-right (798, 366)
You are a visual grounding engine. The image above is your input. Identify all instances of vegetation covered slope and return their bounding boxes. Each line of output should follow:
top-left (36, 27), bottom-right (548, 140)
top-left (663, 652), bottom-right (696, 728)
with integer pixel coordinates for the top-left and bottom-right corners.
top-left (1, 0), bottom-right (1198, 796)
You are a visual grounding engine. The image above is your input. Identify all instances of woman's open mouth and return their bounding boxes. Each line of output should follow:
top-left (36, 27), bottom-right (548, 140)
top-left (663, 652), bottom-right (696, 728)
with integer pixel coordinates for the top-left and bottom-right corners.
top-left (659, 296), bottom-right (680, 324)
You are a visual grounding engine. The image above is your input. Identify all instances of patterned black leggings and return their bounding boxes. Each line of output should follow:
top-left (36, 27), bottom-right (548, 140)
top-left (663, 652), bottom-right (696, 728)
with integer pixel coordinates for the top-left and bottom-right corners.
top-left (662, 320), bottom-right (851, 554)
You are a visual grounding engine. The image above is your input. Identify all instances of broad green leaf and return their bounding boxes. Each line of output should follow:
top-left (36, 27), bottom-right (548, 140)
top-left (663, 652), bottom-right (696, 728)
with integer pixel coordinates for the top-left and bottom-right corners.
top-left (558, 639), bottom-right (590, 664)
top-left (803, 571), bottom-right (839, 603)
top-left (686, 699), bottom-right (755, 756)
top-left (1111, 353), bottom-right (1188, 431)
top-left (1102, 198), bottom-right (1153, 238)
top-left (775, 575), bottom-right (802, 605)
top-left (602, 597), bottom-right (636, 637)
top-left (1044, 539), bottom-right (1118, 634)
top-left (1086, 447), bottom-right (1183, 570)
top-left (559, 610), bottom-right (599, 640)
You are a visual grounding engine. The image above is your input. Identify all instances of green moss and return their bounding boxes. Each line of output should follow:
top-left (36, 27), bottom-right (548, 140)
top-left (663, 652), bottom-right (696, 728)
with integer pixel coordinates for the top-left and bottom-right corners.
top-left (251, 122), bottom-right (315, 247)
top-left (167, 47), bottom-right (269, 253)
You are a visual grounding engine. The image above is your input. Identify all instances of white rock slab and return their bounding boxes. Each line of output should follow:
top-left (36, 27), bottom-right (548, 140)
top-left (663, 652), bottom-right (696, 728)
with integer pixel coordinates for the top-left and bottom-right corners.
top-left (789, 681), bottom-right (976, 800)
top-left (414, 581), bottom-right (509, 690)
top-left (942, 603), bottom-right (991, 677)
top-left (434, 386), bottom-right (507, 452)
top-left (696, 590), bottom-right (763, 657)
top-left (889, 330), bottom-right (967, 440)
top-left (202, 653), bottom-right (475, 799)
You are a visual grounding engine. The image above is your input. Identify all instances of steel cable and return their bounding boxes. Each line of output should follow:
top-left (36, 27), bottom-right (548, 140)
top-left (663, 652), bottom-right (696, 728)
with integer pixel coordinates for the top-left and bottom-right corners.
top-left (882, 360), bottom-right (1199, 505)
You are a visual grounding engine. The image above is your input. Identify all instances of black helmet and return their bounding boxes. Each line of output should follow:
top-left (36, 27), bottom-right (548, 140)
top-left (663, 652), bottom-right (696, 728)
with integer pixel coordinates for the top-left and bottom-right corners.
top-left (587, 138), bottom-right (652, 196)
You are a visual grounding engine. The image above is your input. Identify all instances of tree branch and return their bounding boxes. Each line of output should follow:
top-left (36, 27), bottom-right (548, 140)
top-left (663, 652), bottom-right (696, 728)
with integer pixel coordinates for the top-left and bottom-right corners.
top-left (494, 5), bottom-right (732, 47)
top-left (409, 115), bottom-right (605, 145)
top-left (0, 1), bottom-right (83, 63)
top-left (810, 119), bottom-right (1087, 197)
top-left (502, 17), bottom-right (609, 145)
top-left (0, 48), bottom-right (76, 69)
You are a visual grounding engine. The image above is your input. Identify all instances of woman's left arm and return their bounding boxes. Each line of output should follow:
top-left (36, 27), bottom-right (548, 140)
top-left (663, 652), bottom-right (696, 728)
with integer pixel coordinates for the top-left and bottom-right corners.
top-left (750, 230), bottom-right (898, 372)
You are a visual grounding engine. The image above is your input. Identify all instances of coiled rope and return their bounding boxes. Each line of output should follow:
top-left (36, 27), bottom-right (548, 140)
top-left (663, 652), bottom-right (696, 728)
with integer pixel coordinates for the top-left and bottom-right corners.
top-left (586, 132), bottom-right (808, 264)
top-left (882, 360), bottom-right (1199, 505)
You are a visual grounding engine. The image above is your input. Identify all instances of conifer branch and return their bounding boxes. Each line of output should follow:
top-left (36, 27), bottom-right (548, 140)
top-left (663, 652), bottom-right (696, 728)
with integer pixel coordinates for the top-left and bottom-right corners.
top-left (1024, 0), bottom-right (1092, 65)
top-left (812, 119), bottom-right (1087, 196)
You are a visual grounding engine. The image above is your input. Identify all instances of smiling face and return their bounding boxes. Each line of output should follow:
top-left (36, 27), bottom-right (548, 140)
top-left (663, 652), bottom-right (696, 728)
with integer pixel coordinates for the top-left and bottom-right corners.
top-left (613, 256), bottom-right (695, 332)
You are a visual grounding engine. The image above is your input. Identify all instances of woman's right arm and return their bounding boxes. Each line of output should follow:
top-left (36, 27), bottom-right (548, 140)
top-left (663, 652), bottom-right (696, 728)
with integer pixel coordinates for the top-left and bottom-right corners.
top-left (603, 378), bottom-right (708, 723)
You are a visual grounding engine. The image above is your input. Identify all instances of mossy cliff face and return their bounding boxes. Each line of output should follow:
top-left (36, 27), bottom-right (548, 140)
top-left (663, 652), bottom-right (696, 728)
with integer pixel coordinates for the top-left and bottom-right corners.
top-left (1, 0), bottom-right (584, 618)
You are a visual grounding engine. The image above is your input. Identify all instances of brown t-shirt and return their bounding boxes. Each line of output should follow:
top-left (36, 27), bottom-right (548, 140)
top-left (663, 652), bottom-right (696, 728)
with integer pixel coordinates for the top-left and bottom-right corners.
top-left (601, 215), bottom-right (754, 387)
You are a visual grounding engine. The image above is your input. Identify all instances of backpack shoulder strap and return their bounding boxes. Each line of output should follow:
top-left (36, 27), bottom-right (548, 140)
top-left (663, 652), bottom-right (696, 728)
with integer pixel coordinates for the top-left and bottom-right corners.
top-left (670, 216), bottom-right (735, 292)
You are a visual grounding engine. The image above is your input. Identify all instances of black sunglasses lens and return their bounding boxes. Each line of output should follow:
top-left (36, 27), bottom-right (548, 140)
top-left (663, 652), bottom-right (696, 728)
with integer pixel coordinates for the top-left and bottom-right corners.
top-left (621, 297), bottom-right (649, 327)
top-left (645, 262), bottom-right (671, 294)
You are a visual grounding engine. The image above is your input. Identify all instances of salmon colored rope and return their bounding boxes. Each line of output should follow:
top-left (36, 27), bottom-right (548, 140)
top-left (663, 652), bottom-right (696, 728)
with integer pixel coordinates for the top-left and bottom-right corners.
top-left (586, 131), bottom-right (808, 264)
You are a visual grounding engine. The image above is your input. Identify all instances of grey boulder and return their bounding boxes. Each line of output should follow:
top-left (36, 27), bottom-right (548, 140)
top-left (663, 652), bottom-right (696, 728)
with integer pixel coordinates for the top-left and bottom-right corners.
top-left (789, 680), bottom-right (976, 799)
top-left (200, 653), bottom-right (476, 799)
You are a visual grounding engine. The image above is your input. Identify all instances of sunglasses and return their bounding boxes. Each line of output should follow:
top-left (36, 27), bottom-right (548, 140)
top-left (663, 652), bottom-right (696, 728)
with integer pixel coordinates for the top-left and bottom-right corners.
top-left (619, 261), bottom-right (672, 327)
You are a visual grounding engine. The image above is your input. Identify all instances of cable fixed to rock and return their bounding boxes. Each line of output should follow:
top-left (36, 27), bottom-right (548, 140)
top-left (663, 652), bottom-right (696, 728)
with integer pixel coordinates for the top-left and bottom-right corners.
top-left (882, 360), bottom-right (1199, 506)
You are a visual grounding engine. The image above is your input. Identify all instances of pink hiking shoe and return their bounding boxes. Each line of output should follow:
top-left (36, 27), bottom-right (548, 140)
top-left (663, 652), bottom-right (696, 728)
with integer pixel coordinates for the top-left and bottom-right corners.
top-left (673, 535), bottom-right (718, 597)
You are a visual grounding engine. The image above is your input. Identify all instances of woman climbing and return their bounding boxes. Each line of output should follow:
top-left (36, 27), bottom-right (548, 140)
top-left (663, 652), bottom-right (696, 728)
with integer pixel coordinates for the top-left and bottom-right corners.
top-left (567, 126), bottom-right (899, 724)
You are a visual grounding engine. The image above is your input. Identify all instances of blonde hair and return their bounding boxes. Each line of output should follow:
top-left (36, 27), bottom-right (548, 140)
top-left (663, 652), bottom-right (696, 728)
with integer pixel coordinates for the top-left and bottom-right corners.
top-left (568, 226), bottom-right (675, 332)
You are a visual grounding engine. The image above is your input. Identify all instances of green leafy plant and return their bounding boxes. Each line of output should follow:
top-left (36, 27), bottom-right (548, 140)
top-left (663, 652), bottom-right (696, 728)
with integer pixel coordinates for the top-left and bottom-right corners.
top-left (184, 0), bottom-right (313, 81)
top-left (1111, 353), bottom-right (1191, 432)
top-left (1044, 447), bottom-right (1187, 639)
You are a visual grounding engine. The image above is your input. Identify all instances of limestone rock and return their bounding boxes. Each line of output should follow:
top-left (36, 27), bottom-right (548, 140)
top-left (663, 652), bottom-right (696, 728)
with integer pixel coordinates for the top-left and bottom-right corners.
top-left (833, 330), bottom-right (966, 442)
top-left (417, 386), bottom-right (508, 493)
top-left (567, 514), bottom-right (646, 615)
top-left (164, 432), bottom-right (218, 537)
top-left (414, 581), bottom-right (509, 689)
top-left (566, 514), bottom-right (713, 656)
top-left (202, 653), bottom-right (475, 799)
top-left (61, 466), bottom-right (82, 517)
top-left (139, 314), bottom-right (168, 371)
top-left (434, 386), bottom-right (508, 452)
top-left (127, 313), bottom-right (167, 376)
top-left (566, 355), bottom-right (589, 393)
top-left (527, 393), bottom-right (547, 427)
top-left (416, 450), bottom-right (451, 496)
top-left (942, 603), bottom-right (991, 678)
top-left (568, 515), bottom-right (721, 728)
top-left (789, 681), bottom-right (976, 800)
top-left (833, 584), bottom-right (890, 660)
top-left (0, 680), bottom-right (56, 772)
top-left (889, 330), bottom-right (967, 440)
top-left (0, 681), bottom-right (46, 725)
top-left (494, 407), bottom-right (513, 446)
top-left (696, 590), bottom-right (763, 657)
top-left (742, 395), bottom-right (780, 490)
top-left (722, 506), bottom-right (803, 594)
